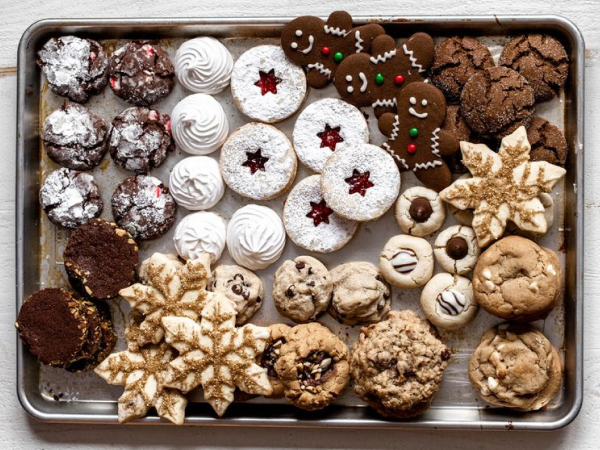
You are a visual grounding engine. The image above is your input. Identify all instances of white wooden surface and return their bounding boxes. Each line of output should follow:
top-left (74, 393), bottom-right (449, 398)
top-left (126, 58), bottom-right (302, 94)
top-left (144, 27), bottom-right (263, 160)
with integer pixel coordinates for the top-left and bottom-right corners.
top-left (1, 1), bottom-right (600, 448)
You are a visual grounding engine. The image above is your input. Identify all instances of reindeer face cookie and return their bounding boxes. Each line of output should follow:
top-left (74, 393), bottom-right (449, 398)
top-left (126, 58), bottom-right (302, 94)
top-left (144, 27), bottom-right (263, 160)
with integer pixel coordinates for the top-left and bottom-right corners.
top-left (379, 82), bottom-right (459, 192)
top-left (335, 33), bottom-right (434, 117)
top-left (282, 11), bottom-right (385, 89)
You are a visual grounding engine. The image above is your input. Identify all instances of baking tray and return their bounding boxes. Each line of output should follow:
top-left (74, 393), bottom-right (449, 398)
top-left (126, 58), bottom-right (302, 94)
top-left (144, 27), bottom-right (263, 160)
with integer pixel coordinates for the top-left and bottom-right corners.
top-left (16, 16), bottom-right (584, 430)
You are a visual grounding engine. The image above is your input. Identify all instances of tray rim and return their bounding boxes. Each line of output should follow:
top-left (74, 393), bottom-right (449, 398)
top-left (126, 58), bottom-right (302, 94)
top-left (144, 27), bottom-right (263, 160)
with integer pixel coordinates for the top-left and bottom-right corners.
top-left (16, 14), bottom-right (585, 430)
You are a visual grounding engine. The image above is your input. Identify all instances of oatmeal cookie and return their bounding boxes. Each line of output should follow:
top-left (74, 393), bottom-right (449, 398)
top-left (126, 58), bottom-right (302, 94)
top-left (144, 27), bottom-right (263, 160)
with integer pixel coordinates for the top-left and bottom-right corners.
top-left (259, 323), bottom-right (293, 398)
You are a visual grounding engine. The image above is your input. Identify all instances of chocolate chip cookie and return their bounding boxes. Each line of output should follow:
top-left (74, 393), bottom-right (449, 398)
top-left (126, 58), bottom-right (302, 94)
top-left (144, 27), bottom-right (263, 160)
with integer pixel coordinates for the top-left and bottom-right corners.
top-left (273, 256), bottom-right (332, 324)
top-left (527, 117), bottom-right (568, 166)
top-left (259, 323), bottom-right (292, 398)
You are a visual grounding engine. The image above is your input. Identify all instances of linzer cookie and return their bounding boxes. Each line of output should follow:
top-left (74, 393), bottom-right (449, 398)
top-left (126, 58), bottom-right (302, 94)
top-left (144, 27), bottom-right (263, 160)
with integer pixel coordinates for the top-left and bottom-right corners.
top-left (335, 33), bottom-right (434, 117)
top-left (395, 186), bottom-right (446, 237)
top-left (420, 273), bottom-right (478, 330)
top-left (281, 11), bottom-right (385, 88)
top-left (379, 235), bottom-right (434, 289)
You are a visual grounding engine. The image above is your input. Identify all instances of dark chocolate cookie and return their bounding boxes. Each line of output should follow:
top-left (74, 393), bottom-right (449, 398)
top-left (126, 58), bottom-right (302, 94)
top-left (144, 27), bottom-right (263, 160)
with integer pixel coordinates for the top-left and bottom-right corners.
top-left (64, 218), bottom-right (138, 300)
top-left (109, 40), bottom-right (175, 106)
top-left (499, 34), bottom-right (569, 103)
top-left (109, 106), bottom-right (174, 174)
top-left (431, 36), bottom-right (494, 103)
top-left (527, 117), bottom-right (568, 166)
top-left (16, 288), bottom-right (88, 366)
top-left (43, 101), bottom-right (109, 170)
top-left (442, 105), bottom-right (471, 174)
top-left (37, 36), bottom-right (109, 103)
top-left (39, 168), bottom-right (103, 229)
top-left (460, 66), bottom-right (535, 139)
top-left (111, 175), bottom-right (177, 240)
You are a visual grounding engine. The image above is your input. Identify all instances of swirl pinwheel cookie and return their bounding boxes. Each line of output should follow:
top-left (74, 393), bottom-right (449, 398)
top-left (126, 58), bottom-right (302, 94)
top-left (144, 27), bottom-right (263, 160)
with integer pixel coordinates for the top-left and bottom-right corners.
top-left (161, 292), bottom-right (272, 417)
top-left (439, 127), bottom-right (567, 247)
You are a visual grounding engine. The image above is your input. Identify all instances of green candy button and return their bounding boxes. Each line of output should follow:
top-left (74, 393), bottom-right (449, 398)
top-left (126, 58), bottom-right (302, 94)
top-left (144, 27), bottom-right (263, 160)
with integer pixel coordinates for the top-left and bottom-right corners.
top-left (409, 127), bottom-right (419, 137)
top-left (334, 52), bottom-right (344, 63)
top-left (375, 73), bottom-right (384, 85)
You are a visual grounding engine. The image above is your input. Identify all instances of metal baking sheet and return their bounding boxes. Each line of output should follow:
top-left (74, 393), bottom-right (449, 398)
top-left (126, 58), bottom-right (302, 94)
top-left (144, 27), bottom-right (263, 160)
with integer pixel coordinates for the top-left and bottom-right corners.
top-left (16, 16), bottom-right (584, 430)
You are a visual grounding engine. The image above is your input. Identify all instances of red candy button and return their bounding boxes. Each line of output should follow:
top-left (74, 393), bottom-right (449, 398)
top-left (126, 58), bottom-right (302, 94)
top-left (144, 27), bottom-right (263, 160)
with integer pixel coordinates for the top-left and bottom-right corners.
top-left (395, 75), bottom-right (405, 85)
top-left (407, 143), bottom-right (417, 154)
top-left (322, 47), bottom-right (331, 56)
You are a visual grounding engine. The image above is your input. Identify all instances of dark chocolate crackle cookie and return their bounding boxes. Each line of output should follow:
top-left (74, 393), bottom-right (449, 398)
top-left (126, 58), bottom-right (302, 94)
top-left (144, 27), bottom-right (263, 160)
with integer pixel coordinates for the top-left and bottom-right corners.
top-left (111, 175), bottom-right (177, 240)
top-left (109, 106), bottom-right (174, 174)
top-left (442, 105), bottom-right (471, 174)
top-left (43, 101), bottom-right (109, 171)
top-left (37, 36), bottom-right (109, 103)
top-left (39, 168), bottom-right (103, 229)
top-left (64, 218), bottom-right (138, 300)
top-left (460, 66), bottom-right (535, 139)
top-left (431, 36), bottom-right (494, 103)
top-left (109, 40), bottom-right (175, 106)
top-left (526, 117), bottom-right (568, 166)
top-left (499, 34), bottom-right (569, 103)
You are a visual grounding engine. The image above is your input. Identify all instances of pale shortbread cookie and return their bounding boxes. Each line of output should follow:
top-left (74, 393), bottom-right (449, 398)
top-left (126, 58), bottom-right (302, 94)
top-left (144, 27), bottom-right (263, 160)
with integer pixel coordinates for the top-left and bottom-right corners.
top-left (395, 186), bottom-right (445, 237)
top-left (434, 225), bottom-right (480, 275)
top-left (379, 235), bottom-right (434, 288)
top-left (420, 273), bottom-right (478, 330)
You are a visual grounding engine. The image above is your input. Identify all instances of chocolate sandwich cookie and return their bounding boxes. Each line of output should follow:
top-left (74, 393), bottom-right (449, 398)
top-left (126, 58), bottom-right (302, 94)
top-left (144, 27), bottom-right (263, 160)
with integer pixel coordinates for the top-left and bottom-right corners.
top-left (527, 117), bottom-right (568, 166)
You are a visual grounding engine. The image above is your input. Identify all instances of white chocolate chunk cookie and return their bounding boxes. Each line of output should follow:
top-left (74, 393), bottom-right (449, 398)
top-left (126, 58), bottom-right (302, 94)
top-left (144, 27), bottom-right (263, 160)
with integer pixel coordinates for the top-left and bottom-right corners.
top-left (434, 225), bottom-right (480, 275)
top-left (379, 235), bottom-right (434, 288)
top-left (420, 273), bottom-right (478, 330)
top-left (395, 186), bottom-right (445, 237)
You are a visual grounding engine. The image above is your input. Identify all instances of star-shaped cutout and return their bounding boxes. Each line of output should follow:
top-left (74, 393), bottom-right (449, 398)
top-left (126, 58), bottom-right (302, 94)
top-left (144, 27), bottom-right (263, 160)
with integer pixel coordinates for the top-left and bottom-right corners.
top-left (242, 149), bottom-right (269, 175)
top-left (440, 127), bottom-right (566, 247)
top-left (317, 124), bottom-right (344, 151)
top-left (306, 199), bottom-right (334, 227)
top-left (345, 169), bottom-right (374, 197)
top-left (254, 69), bottom-right (281, 95)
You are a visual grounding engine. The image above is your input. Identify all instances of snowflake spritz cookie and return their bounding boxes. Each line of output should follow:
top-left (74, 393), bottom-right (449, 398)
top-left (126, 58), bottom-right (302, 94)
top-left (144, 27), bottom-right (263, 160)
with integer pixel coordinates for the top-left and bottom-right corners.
top-left (379, 234), bottom-right (434, 289)
top-left (434, 225), bottom-right (480, 275)
top-left (230, 45), bottom-right (307, 123)
top-left (395, 186), bottom-right (445, 237)
top-left (293, 98), bottom-right (369, 173)
top-left (173, 211), bottom-right (226, 264)
top-left (440, 127), bottom-right (566, 247)
top-left (169, 156), bottom-right (225, 211)
top-left (321, 143), bottom-right (400, 221)
top-left (420, 273), bottom-right (478, 330)
top-left (220, 123), bottom-right (297, 201)
top-left (283, 175), bottom-right (358, 253)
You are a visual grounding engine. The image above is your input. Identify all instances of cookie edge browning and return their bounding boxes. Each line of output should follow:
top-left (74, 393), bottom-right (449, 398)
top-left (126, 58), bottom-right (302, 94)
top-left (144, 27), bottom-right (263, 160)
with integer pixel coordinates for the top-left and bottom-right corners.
top-left (260, 323), bottom-right (293, 399)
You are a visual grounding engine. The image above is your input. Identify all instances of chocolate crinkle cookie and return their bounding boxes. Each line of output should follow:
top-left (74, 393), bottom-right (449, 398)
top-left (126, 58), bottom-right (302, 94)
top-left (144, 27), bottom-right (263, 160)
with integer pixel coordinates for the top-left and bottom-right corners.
top-left (526, 117), bottom-right (568, 166)
top-left (39, 168), bottom-right (103, 228)
top-left (37, 36), bottom-right (109, 103)
top-left (431, 36), bottom-right (495, 103)
top-left (499, 34), bottom-right (569, 103)
top-left (111, 175), bottom-right (177, 240)
top-left (442, 105), bottom-right (471, 174)
top-left (109, 106), bottom-right (174, 174)
top-left (351, 310), bottom-right (451, 419)
top-left (469, 323), bottom-right (562, 411)
top-left (109, 40), bottom-right (175, 106)
top-left (43, 101), bottom-right (109, 170)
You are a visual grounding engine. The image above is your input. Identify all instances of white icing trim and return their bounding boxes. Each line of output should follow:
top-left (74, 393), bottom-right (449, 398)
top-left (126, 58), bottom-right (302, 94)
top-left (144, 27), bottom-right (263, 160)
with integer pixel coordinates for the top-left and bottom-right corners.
top-left (295, 30), bottom-right (303, 37)
top-left (382, 142), bottom-right (409, 169)
top-left (370, 49), bottom-right (397, 65)
top-left (402, 44), bottom-right (425, 73)
top-left (301, 35), bottom-right (314, 54)
top-left (324, 25), bottom-right (349, 36)
top-left (413, 160), bottom-right (442, 171)
top-left (389, 115), bottom-right (400, 141)
top-left (372, 98), bottom-right (397, 108)
top-left (359, 72), bottom-right (368, 92)
top-left (355, 30), bottom-right (363, 52)
top-left (431, 127), bottom-right (440, 156)
top-left (346, 75), bottom-right (352, 81)
top-left (291, 42), bottom-right (298, 49)
top-left (347, 86), bottom-right (354, 93)
top-left (307, 62), bottom-right (332, 78)
top-left (409, 107), bottom-right (428, 119)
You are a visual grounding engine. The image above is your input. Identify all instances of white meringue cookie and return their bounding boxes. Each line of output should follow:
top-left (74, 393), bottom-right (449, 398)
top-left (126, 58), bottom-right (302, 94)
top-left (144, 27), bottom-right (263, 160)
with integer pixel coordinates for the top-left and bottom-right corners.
top-left (227, 205), bottom-right (286, 270)
top-left (171, 93), bottom-right (229, 155)
top-left (174, 37), bottom-right (233, 95)
top-left (169, 156), bottom-right (224, 210)
top-left (173, 211), bottom-right (227, 264)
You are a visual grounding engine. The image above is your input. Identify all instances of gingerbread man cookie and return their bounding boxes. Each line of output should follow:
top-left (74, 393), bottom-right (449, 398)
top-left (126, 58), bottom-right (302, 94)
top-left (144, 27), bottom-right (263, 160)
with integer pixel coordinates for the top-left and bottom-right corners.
top-left (335, 33), bottom-right (434, 118)
top-left (281, 11), bottom-right (385, 89)
top-left (379, 82), bottom-right (459, 192)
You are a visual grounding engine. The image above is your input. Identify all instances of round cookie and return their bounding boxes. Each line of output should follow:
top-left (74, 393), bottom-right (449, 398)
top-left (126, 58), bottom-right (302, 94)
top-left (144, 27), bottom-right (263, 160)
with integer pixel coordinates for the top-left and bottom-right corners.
top-left (395, 186), bottom-right (445, 237)
top-left (108, 106), bottom-right (174, 174)
top-left (321, 143), bottom-right (400, 221)
top-left (275, 322), bottom-right (350, 411)
top-left (109, 40), bottom-right (174, 106)
top-left (499, 35), bottom-right (569, 103)
top-left (328, 262), bottom-right (391, 326)
top-left (173, 211), bottom-right (226, 265)
top-left (169, 156), bottom-right (225, 211)
top-left (111, 175), bottom-right (177, 241)
top-left (170, 93), bottom-right (229, 156)
top-left (174, 37), bottom-right (233, 95)
top-left (434, 225), bottom-right (480, 275)
top-left (43, 101), bottom-right (109, 170)
top-left (379, 235), bottom-right (434, 289)
top-left (64, 218), bottom-right (138, 300)
top-left (442, 105), bottom-right (472, 174)
top-left (351, 310), bottom-right (451, 419)
top-left (272, 256), bottom-right (333, 324)
top-left (460, 67), bottom-right (535, 139)
top-left (220, 123), bottom-right (297, 201)
top-left (431, 36), bottom-right (495, 103)
top-left (527, 117), bottom-right (568, 166)
top-left (39, 168), bottom-right (103, 229)
top-left (259, 323), bottom-right (292, 398)
top-left (208, 265), bottom-right (264, 325)
top-left (446, 174), bottom-right (474, 226)
top-left (420, 273), bottom-right (477, 330)
top-left (293, 98), bottom-right (369, 173)
top-left (37, 36), bottom-right (109, 103)
top-left (283, 175), bottom-right (358, 253)
top-left (472, 236), bottom-right (562, 322)
top-left (469, 323), bottom-right (562, 411)
top-left (230, 45), bottom-right (307, 123)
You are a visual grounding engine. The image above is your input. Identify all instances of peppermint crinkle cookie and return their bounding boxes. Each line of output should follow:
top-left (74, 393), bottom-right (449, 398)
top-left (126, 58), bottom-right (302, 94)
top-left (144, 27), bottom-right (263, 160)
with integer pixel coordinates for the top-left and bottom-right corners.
top-left (469, 323), bottom-right (562, 411)
top-left (395, 186), bottom-right (445, 237)
top-left (351, 310), bottom-right (451, 419)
